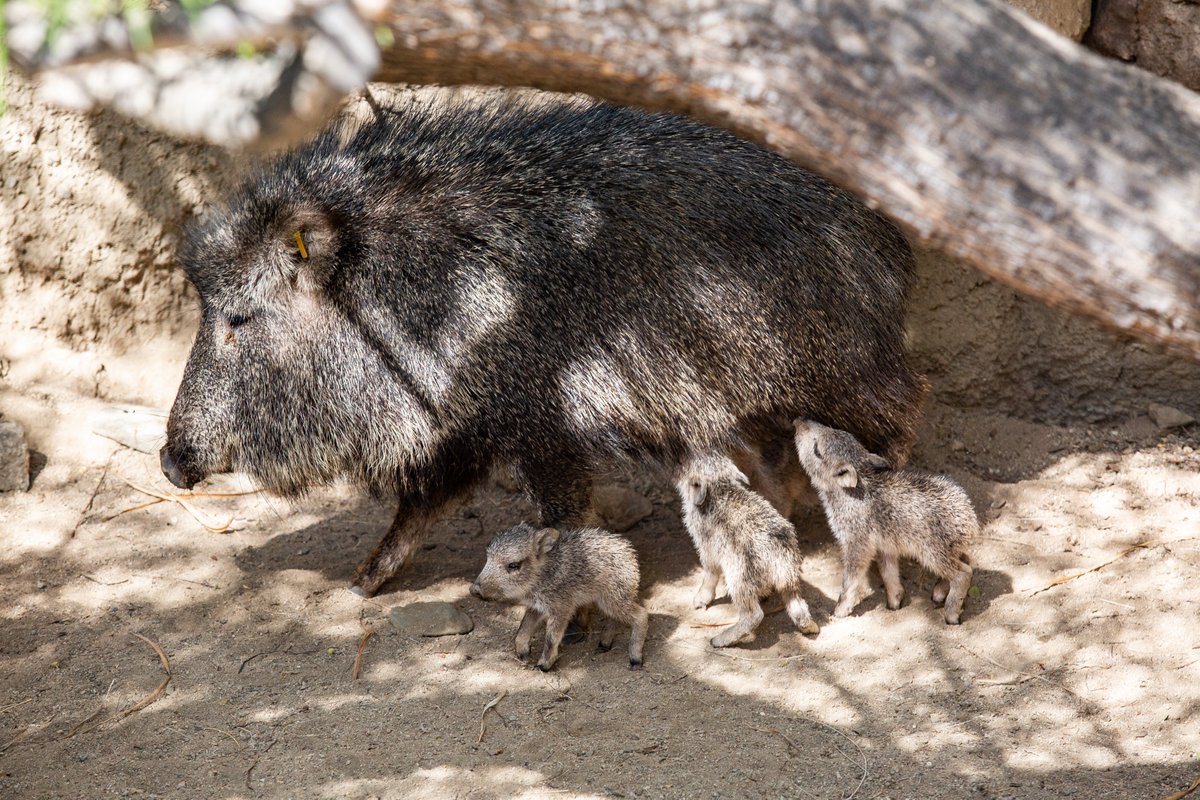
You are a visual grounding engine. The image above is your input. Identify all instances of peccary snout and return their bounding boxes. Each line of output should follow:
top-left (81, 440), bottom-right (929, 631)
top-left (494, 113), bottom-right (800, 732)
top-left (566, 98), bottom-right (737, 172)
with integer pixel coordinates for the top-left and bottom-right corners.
top-left (469, 580), bottom-right (485, 600)
top-left (159, 444), bottom-right (203, 490)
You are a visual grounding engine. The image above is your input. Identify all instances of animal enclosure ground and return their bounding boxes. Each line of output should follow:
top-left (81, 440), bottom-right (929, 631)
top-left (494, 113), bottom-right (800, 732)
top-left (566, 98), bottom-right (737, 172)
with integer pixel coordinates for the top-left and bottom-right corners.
top-left (0, 398), bottom-right (1198, 800)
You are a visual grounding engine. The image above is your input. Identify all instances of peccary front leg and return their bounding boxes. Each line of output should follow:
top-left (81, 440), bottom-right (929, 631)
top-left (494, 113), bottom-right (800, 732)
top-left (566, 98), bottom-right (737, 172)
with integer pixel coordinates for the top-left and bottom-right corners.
top-left (536, 614), bottom-right (573, 671)
top-left (348, 504), bottom-right (437, 598)
top-left (693, 566), bottom-right (722, 610)
top-left (877, 548), bottom-right (906, 610)
top-left (941, 559), bottom-right (973, 625)
top-left (711, 594), bottom-right (764, 648)
top-left (833, 539), bottom-right (875, 618)
top-left (514, 608), bottom-right (545, 661)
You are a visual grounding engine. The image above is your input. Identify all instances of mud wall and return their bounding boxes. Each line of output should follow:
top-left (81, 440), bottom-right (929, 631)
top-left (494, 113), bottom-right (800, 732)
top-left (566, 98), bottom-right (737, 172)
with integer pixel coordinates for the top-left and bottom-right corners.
top-left (1, 73), bottom-right (1198, 428)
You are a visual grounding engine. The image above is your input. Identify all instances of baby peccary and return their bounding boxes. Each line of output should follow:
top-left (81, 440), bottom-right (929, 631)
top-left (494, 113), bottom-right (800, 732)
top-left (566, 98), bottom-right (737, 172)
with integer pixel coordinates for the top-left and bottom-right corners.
top-left (471, 523), bottom-right (649, 671)
top-left (676, 455), bottom-right (820, 648)
top-left (793, 420), bottom-right (976, 624)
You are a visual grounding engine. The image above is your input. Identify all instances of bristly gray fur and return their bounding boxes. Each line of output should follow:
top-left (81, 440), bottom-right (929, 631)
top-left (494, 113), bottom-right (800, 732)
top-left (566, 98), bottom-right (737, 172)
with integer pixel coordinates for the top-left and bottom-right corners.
top-left (676, 454), bottom-right (819, 647)
top-left (472, 522), bottom-right (649, 670)
top-left (794, 420), bottom-right (977, 625)
top-left (160, 89), bottom-right (929, 596)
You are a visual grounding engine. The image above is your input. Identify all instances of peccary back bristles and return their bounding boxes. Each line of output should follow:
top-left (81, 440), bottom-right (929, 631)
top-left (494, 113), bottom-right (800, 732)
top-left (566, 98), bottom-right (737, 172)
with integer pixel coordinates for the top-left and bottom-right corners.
top-left (167, 91), bottom-right (927, 505)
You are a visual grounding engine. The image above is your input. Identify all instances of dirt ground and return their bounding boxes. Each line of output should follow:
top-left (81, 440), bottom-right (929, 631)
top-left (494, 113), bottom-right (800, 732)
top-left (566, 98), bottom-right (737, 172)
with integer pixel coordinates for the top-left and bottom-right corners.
top-left (1, 384), bottom-right (1198, 799)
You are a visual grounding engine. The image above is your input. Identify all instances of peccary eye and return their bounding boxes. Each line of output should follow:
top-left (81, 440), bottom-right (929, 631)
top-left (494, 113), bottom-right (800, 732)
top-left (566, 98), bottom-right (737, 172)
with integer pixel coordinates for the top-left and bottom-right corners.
top-left (228, 313), bottom-right (251, 328)
top-left (506, 561), bottom-right (522, 572)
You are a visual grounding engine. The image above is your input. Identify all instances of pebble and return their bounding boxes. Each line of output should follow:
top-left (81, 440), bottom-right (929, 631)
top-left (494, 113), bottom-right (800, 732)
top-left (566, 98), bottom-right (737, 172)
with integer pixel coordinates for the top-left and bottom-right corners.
top-left (0, 420), bottom-right (29, 492)
top-left (592, 484), bottom-right (653, 532)
top-left (389, 601), bottom-right (474, 636)
top-left (1148, 403), bottom-right (1195, 430)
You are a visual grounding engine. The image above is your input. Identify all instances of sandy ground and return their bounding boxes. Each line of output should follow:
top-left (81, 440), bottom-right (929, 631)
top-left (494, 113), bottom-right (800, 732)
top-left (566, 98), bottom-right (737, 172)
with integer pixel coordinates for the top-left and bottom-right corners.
top-left (1, 384), bottom-right (1198, 800)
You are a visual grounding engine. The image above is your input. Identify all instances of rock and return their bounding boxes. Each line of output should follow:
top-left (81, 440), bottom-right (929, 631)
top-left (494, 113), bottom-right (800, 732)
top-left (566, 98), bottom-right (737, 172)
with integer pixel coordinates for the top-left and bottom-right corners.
top-left (592, 484), bottom-right (653, 532)
top-left (0, 421), bottom-right (30, 492)
top-left (1088, 0), bottom-right (1200, 93)
top-left (389, 601), bottom-right (474, 636)
top-left (949, 439), bottom-right (966, 452)
top-left (1148, 403), bottom-right (1195, 430)
top-left (1007, 0), bottom-right (1091, 40)
top-left (90, 405), bottom-right (168, 454)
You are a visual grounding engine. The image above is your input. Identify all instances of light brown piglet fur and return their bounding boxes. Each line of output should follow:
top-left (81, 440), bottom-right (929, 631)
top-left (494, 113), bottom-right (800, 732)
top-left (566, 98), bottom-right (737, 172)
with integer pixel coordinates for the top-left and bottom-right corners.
top-left (794, 420), bottom-right (976, 624)
top-left (676, 454), bottom-right (820, 648)
top-left (472, 523), bottom-right (649, 671)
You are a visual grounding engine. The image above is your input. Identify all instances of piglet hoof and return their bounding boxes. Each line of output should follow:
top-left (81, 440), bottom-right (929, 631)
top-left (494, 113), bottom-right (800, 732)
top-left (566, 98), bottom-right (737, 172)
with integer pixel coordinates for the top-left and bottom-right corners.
top-left (629, 659), bottom-right (643, 671)
top-left (885, 595), bottom-right (905, 612)
top-left (536, 662), bottom-right (554, 672)
top-left (797, 620), bottom-right (820, 636)
top-left (943, 614), bottom-right (962, 626)
top-left (692, 594), bottom-right (712, 610)
top-left (832, 604), bottom-right (854, 619)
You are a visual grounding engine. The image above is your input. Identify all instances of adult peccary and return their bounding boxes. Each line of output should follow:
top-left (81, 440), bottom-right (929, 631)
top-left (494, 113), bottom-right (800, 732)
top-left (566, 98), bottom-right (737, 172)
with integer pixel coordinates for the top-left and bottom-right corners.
top-left (159, 88), bottom-right (929, 597)
top-left (793, 420), bottom-right (976, 624)
top-left (676, 454), bottom-right (820, 648)
top-left (471, 523), bottom-right (649, 670)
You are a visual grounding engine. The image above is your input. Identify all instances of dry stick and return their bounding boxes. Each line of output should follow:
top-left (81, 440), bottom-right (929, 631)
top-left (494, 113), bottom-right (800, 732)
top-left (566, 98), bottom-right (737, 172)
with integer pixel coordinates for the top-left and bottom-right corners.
top-left (351, 628), bottom-right (376, 682)
top-left (477, 690), bottom-right (508, 744)
top-left (1030, 537), bottom-right (1200, 595)
top-left (108, 488), bottom-right (263, 521)
top-left (0, 698), bottom-right (32, 714)
top-left (689, 605), bottom-right (785, 628)
top-left (672, 641), bottom-right (807, 663)
top-left (119, 477), bottom-right (236, 533)
top-left (1166, 774), bottom-right (1200, 800)
top-left (71, 455), bottom-right (115, 538)
top-left (104, 634), bottom-right (172, 725)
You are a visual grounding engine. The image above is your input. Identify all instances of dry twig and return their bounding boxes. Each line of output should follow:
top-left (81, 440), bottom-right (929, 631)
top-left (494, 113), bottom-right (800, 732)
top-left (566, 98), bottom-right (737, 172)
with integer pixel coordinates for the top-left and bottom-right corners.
top-left (0, 698), bottom-right (33, 714)
top-left (1030, 537), bottom-right (1200, 595)
top-left (689, 606), bottom-right (785, 628)
top-left (119, 477), bottom-right (237, 532)
top-left (673, 641), bottom-right (808, 663)
top-left (103, 633), bottom-right (172, 725)
top-left (1165, 774), bottom-right (1200, 800)
top-left (351, 628), bottom-right (376, 682)
top-left (71, 454), bottom-right (114, 538)
top-left (477, 690), bottom-right (508, 744)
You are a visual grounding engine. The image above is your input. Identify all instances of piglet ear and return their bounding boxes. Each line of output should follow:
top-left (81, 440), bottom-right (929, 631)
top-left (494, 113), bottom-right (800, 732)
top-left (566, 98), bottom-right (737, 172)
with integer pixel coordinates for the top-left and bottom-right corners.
top-left (533, 527), bottom-right (561, 556)
top-left (834, 463), bottom-right (859, 489)
top-left (690, 479), bottom-right (709, 510)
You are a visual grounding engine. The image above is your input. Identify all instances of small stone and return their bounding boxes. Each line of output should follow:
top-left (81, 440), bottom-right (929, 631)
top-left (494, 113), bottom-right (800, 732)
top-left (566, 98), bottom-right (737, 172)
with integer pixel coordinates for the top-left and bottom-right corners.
top-left (0, 421), bottom-right (30, 492)
top-left (949, 439), bottom-right (966, 452)
top-left (990, 499), bottom-right (1006, 509)
top-left (592, 484), bottom-right (653, 532)
top-left (389, 601), bottom-right (474, 636)
top-left (1148, 403), bottom-right (1195, 430)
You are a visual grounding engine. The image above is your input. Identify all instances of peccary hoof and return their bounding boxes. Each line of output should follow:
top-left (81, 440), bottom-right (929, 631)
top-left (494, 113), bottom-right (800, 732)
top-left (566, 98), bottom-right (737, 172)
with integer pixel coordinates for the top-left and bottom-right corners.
top-left (944, 615), bottom-right (962, 626)
top-left (536, 663), bottom-right (553, 672)
top-left (346, 584), bottom-right (372, 599)
top-left (629, 659), bottom-right (643, 671)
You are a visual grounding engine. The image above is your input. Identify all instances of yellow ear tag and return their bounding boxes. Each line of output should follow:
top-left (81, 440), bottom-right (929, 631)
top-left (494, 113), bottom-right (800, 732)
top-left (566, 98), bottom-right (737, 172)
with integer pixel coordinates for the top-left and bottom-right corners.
top-left (294, 230), bottom-right (309, 260)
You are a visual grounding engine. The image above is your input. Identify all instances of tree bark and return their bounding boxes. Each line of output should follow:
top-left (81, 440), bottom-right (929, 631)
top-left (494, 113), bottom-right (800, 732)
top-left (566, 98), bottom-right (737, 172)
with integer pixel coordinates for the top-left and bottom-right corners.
top-left (9, 0), bottom-right (1200, 358)
top-left (372, 0), bottom-right (1200, 360)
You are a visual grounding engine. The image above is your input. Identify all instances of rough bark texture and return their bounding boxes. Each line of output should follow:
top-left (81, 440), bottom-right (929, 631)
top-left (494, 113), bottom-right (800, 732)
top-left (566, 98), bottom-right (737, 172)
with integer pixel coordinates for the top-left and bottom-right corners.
top-left (368, 0), bottom-right (1200, 361)
top-left (1087, 0), bottom-right (1200, 92)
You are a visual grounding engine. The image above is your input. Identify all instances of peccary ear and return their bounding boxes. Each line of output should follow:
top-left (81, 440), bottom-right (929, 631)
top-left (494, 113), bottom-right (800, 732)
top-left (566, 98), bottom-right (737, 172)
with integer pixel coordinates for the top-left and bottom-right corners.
top-left (834, 464), bottom-right (859, 489)
top-left (864, 454), bottom-right (893, 473)
top-left (533, 527), bottom-right (561, 556)
top-left (276, 206), bottom-right (337, 292)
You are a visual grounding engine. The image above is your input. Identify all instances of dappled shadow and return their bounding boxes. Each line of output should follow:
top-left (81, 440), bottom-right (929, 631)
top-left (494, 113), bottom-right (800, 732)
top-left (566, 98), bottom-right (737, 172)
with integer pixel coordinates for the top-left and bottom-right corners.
top-left (3, 431), bottom-right (1197, 798)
